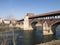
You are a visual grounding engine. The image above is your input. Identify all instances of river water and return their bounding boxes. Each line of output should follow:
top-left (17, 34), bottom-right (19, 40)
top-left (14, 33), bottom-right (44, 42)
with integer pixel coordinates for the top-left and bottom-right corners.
top-left (35, 27), bottom-right (60, 43)
top-left (0, 27), bottom-right (60, 45)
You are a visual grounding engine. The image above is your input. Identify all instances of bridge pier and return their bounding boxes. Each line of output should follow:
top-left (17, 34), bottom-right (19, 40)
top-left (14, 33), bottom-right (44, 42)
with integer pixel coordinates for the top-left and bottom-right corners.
top-left (23, 15), bottom-right (34, 45)
top-left (42, 21), bottom-right (54, 42)
top-left (43, 21), bottom-right (53, 35)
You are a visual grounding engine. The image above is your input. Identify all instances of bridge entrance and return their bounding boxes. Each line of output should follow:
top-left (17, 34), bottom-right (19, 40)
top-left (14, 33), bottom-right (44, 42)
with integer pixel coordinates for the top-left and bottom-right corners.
top-left (51, 22), bottom-right (60, 40)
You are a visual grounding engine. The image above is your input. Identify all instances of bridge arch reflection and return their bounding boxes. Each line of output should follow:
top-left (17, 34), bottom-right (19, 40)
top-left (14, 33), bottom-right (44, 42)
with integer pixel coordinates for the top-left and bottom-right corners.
top-left (31, 21), bottom-right (43, 44)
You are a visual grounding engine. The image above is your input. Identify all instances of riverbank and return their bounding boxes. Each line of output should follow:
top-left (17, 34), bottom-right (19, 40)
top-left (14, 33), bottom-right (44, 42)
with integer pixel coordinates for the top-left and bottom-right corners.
top-left (36, 40), bottom-right (60, 45)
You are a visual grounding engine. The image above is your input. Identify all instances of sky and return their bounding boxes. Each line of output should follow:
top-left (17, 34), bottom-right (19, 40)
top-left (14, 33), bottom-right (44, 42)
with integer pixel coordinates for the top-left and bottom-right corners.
top-left (0, 0), bottom-right (60, 19)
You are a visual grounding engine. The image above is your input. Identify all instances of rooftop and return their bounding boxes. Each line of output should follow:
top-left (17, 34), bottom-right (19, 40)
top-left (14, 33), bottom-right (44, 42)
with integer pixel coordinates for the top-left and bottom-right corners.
top-left (18, 10), bottom-right (60, 22)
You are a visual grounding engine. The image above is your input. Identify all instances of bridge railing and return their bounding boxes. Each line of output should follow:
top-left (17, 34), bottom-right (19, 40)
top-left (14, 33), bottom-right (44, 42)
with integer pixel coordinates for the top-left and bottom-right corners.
top-left (36, 15), bottom-right (60, 20)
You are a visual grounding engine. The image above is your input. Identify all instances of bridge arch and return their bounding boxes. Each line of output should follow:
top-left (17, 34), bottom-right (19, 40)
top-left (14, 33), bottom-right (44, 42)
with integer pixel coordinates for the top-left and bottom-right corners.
top-left (51, 20), bottom-right (60, 27)
top-left (31, 21), bottom-right (43, 44)
top-left (51, 21), bottom-right (60, 40)
top-left (31, 21), bottom-right (38, 29)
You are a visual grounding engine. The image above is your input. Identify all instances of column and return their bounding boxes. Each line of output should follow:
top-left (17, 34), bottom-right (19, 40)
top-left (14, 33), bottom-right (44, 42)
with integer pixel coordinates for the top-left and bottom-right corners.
top-left (23, 15), bottom-right (34, 45)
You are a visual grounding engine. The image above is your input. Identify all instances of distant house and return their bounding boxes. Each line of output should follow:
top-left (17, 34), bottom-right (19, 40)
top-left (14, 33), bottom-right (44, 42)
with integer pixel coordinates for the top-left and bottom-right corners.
top-left (0, 18), bottom-right (3, 24)
top-left (3, 19), bottom-right (10, 24)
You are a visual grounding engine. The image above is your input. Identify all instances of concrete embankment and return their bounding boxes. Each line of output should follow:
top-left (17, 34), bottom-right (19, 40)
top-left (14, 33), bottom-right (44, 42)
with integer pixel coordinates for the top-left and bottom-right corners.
top-left (36, 40), bottom-right (60, 45)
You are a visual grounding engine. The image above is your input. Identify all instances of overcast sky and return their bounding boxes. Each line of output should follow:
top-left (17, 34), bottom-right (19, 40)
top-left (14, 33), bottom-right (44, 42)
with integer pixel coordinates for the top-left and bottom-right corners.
top-left (0, 0), bottom-right (60, 19)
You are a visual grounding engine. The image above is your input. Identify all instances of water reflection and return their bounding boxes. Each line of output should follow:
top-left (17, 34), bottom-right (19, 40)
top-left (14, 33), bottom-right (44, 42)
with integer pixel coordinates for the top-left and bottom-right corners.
top-left (0, 26), bottom-right (60, 45)
top-left (0, 29), bottom-right (34, 45)
top-left (35, 25), bottom-right (60, 43)
top-left (55, 25), bottom-right (60, 40)
top-left (34, 30), bottom-right (42, 44)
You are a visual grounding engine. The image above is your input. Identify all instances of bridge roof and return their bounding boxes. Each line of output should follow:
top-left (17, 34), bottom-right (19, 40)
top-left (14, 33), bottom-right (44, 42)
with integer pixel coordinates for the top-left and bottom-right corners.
top-left (30, 10), bottom-right (60, 18)
top-left (18, 10), bottom-right (60, 22)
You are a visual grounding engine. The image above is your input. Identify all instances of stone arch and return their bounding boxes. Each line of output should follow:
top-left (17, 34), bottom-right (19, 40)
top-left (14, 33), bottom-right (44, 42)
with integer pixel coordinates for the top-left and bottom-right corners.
top-left (51, 21), bottom-right (60, 39)
top-left (31, 20), bottom-right (43, 44)
top-left (31, 18), bottom-right (40, 28)
top-left (51, 20), bottom-right (60, 27)
top-left (31, 21), bottom-right (38, 30)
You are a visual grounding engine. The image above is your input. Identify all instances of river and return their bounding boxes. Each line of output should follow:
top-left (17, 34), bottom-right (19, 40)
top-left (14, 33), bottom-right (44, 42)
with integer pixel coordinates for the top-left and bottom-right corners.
top-left (0, 26), bottom-right (60, 45)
